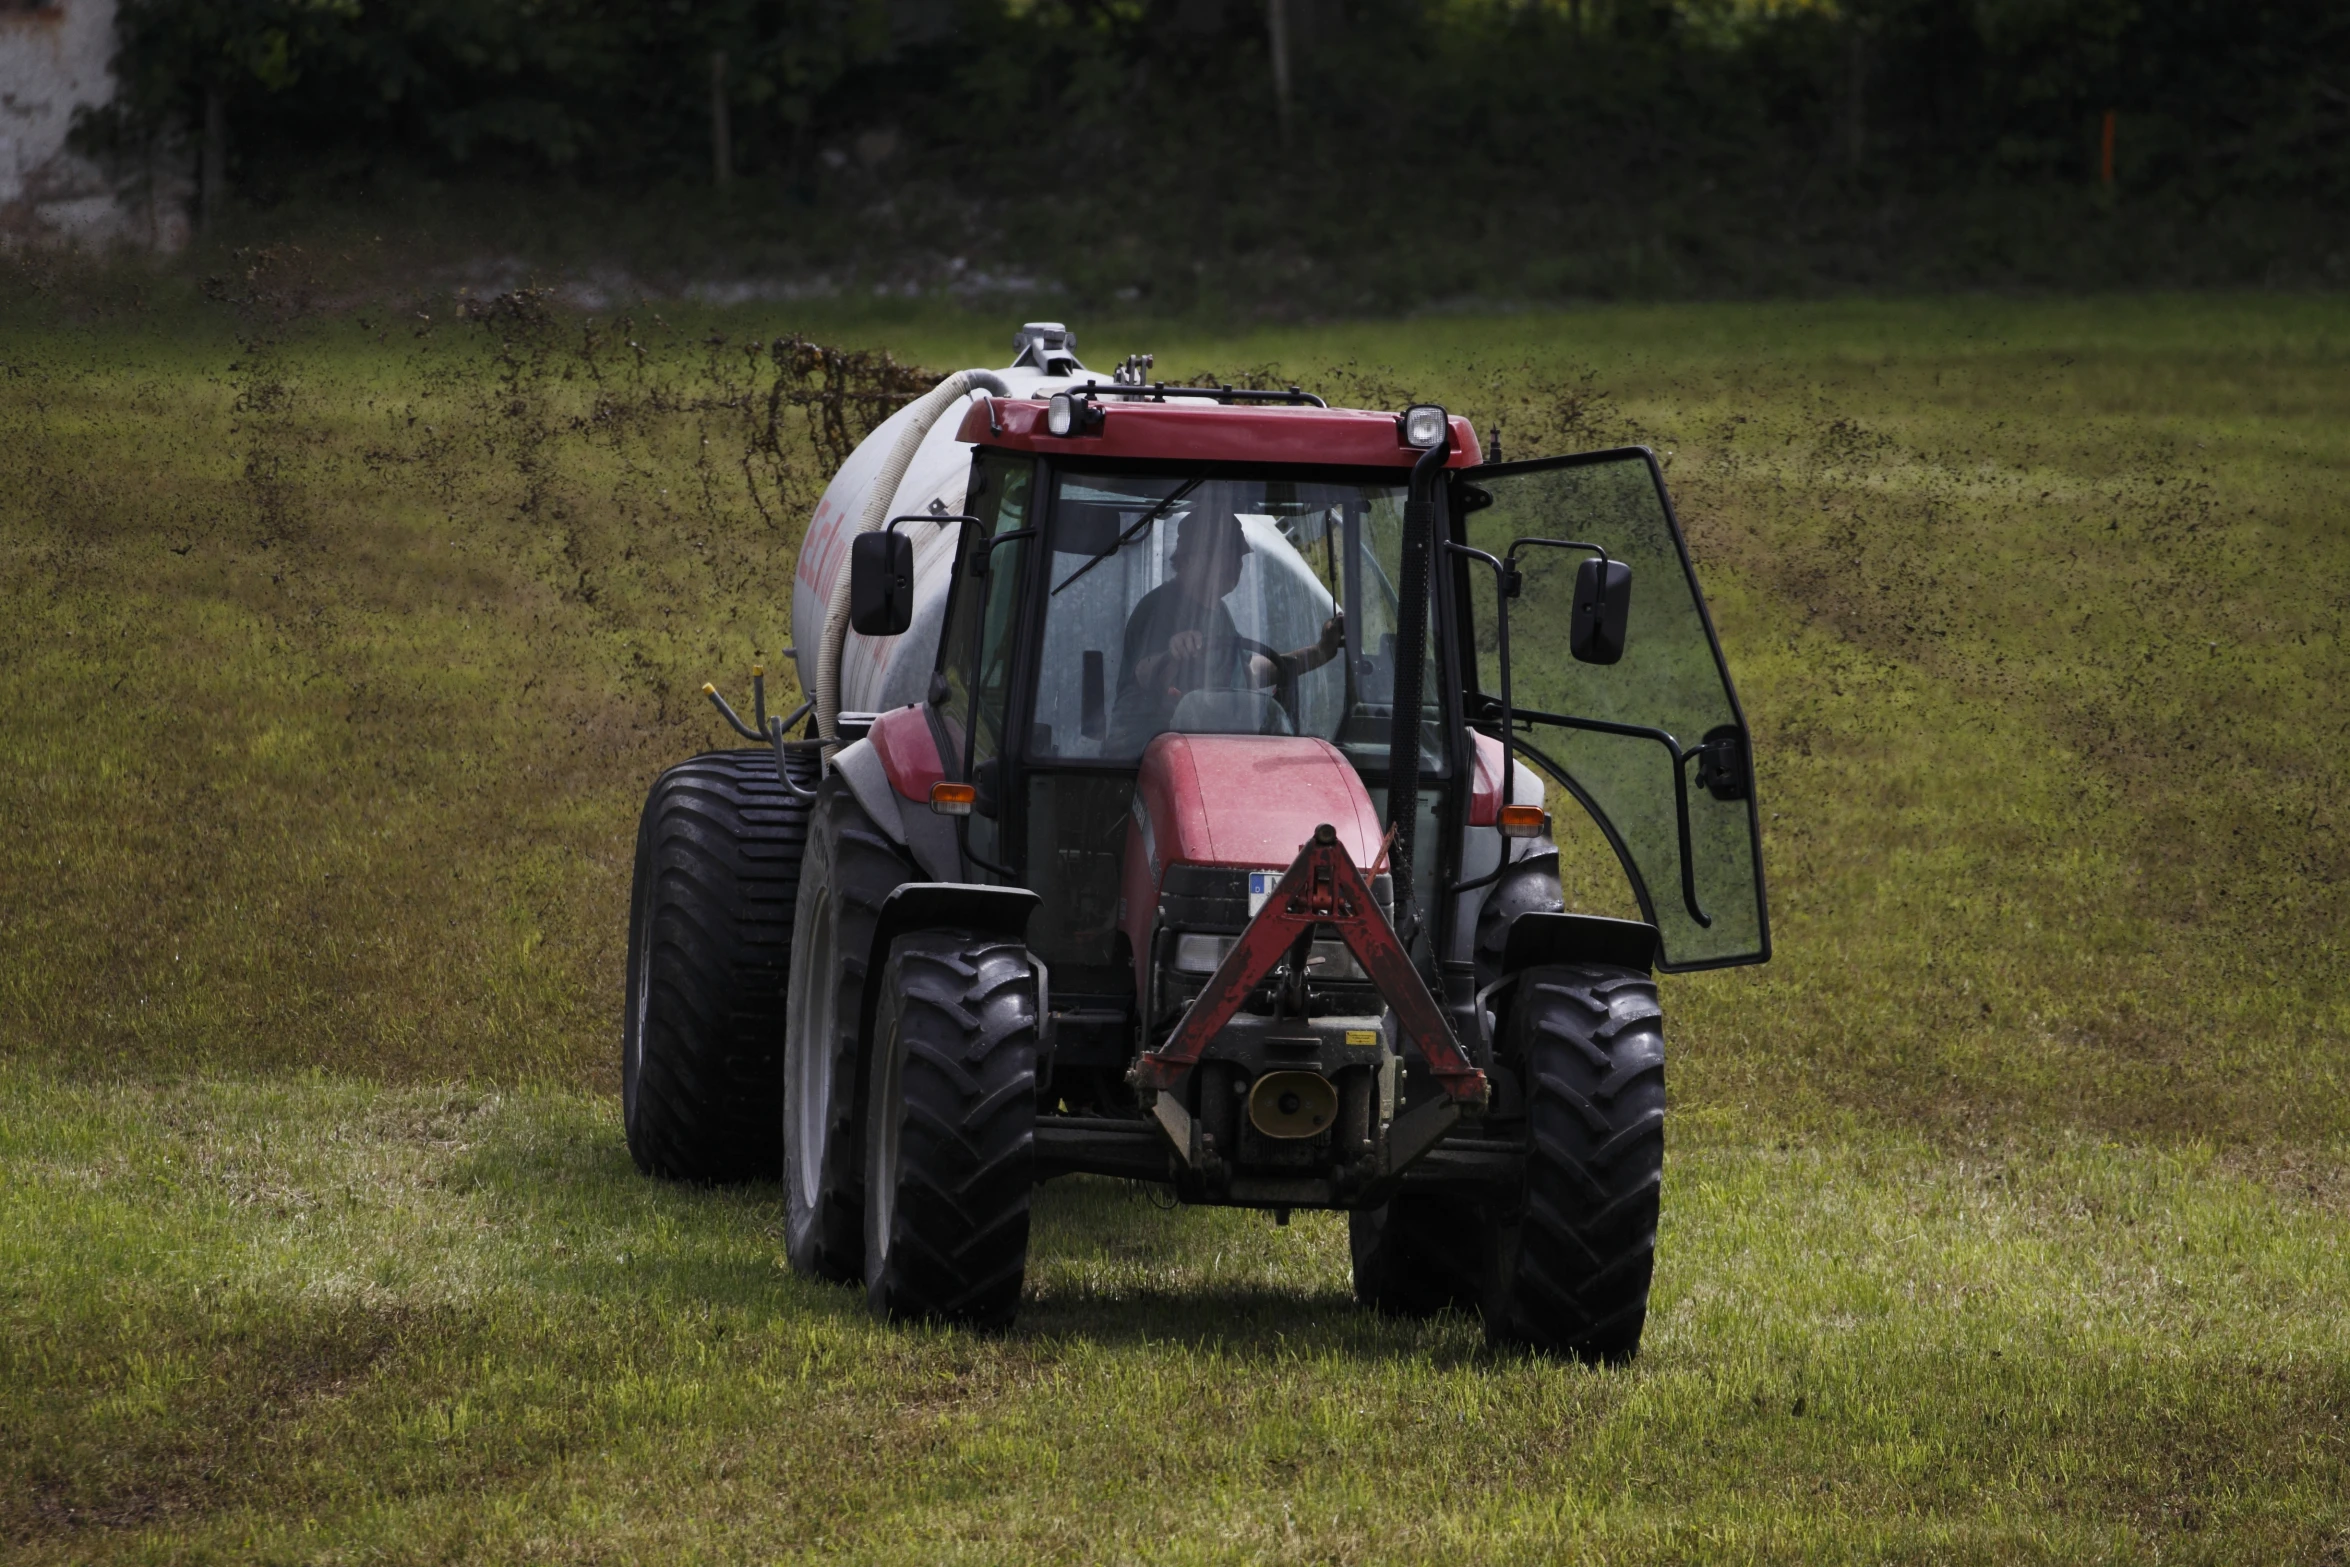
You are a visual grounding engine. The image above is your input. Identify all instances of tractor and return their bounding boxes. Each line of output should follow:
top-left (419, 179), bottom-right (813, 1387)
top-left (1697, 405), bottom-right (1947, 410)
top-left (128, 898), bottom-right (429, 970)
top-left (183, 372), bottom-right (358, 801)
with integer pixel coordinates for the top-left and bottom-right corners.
top-left (622, 323), bottom-right (1769, 1360)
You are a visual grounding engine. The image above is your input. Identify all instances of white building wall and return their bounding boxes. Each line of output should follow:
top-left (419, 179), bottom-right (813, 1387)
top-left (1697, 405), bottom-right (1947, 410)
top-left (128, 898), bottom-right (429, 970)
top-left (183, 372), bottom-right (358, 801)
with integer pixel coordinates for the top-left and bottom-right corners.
top-left (0, 0), bottom-right (185, 250)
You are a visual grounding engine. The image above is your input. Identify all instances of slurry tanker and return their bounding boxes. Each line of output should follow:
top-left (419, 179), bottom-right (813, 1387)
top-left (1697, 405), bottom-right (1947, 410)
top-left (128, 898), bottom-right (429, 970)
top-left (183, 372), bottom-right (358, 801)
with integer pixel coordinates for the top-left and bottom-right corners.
top-left (622, 323), bottom-right (1769, 1358)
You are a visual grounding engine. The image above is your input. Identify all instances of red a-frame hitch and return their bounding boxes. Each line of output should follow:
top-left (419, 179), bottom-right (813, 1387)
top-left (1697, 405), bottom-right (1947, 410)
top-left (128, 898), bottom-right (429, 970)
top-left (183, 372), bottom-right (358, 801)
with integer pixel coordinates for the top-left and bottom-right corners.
top-left (1130, 824), bottom-right (1490, 1108)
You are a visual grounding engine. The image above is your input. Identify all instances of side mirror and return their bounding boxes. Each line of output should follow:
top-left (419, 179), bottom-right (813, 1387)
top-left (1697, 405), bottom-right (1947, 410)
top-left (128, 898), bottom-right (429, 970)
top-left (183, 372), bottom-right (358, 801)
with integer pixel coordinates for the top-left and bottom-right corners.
top-left (971, 757), bottom-right (1001, 819)
top-left (1571, 556), bottom-right (1631, 665)
top-left (849, 529), bottom-right (914, 637)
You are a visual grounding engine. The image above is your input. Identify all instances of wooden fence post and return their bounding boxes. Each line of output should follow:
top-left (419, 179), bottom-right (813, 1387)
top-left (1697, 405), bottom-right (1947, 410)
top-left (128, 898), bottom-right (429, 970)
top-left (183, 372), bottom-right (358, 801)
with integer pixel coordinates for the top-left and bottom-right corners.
top-left (1267, 0), bottom-right (1293, 148)
top-left (201, 86), bottom-right (226, 233)
top-left (712, 51), bottom-right (733, 190)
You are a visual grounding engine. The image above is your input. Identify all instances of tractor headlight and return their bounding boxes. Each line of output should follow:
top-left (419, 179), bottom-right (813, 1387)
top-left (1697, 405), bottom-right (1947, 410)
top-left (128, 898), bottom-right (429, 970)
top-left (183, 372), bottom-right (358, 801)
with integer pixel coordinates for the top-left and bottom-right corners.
top-left (1400, 404), bottom-right (1448, 449)
top-left (1046, 392), bottom-right (1076, 437)
top-left (1170, 931), bottom-right (1364, 980)
top-left (1172, 932), bottom-right (1232, 974)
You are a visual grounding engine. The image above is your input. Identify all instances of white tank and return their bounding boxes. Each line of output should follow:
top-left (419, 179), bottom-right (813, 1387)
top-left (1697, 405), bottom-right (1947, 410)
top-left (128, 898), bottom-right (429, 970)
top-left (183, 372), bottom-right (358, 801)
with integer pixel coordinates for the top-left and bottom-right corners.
top-left (789, 325), bottom-right (1097, 719)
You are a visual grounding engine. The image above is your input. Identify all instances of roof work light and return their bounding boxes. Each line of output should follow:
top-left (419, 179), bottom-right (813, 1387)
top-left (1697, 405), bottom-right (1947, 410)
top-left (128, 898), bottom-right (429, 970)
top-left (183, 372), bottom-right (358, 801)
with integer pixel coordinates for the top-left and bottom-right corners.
top-left (1400, 404), bottom-right (1448, 449)
top-left (1046, 391), bottom-right (1104, 438)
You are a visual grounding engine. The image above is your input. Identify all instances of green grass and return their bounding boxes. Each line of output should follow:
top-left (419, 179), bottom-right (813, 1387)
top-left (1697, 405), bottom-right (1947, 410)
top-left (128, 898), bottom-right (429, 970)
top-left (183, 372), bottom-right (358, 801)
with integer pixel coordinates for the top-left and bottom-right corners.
top-left (3, 282), bottom-right (2348, 1561)
top-left (8, 1072), bottom-right (2346, 1562)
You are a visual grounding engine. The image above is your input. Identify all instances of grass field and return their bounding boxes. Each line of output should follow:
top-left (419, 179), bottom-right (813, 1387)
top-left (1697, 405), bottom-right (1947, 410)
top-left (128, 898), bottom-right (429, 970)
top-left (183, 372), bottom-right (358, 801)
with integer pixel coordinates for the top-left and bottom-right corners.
top-left (3, 281), bottom-right (2347, 1562)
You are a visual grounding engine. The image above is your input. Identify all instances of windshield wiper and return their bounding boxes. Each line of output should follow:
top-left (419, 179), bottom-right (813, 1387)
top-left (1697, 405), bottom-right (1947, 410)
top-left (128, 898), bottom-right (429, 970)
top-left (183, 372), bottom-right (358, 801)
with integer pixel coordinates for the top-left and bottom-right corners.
top-left (1050, 477), bottom-right (1205, 597)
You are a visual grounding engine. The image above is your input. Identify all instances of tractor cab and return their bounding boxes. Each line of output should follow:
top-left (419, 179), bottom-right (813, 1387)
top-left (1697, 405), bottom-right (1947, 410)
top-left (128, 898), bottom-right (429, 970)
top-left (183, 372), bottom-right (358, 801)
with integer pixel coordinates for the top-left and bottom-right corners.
top-left (909, 388), bottom-right (1766, 1105)
top-left (625, 335), bottom-right (1769, 1357)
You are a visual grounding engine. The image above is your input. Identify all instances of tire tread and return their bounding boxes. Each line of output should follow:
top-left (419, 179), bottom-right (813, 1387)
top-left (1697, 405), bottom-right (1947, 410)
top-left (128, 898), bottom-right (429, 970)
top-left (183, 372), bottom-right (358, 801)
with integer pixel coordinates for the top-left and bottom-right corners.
top-left (624, 746), bottom-right (817, 1183)
top-left (1487, 961), bottom-right (1667, 1363)
top-left (866, 934), bottom-right (1039, 1329)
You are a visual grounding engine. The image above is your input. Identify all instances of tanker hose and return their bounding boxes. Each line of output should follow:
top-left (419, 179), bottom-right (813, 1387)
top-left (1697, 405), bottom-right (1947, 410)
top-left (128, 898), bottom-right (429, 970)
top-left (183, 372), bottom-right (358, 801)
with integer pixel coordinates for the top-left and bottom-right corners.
top-left (814, 367), bottom-right (1013, 762)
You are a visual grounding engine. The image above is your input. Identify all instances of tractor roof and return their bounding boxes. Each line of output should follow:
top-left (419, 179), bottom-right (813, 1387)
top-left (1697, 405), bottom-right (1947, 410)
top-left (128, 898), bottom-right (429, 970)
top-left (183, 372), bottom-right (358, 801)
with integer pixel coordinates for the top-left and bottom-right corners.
top-left (954, 395), bottom-right (1483, 470)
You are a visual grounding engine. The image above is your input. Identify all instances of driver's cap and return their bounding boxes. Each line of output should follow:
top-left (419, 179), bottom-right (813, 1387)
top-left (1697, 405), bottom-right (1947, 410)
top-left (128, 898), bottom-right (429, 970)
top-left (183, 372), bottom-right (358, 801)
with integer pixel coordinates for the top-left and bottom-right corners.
top-left (1176, 509), bottom-right (1252, 560)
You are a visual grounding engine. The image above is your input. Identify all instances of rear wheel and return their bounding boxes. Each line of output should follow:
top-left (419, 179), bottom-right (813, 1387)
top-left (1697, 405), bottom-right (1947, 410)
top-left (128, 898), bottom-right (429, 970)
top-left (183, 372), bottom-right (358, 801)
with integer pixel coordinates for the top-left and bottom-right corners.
top-left (622, 747), bottom-right (817, 1182)
top-left (1483, 964), bottom-right (1666, 1362)
top-left (863, 930), bottom-right (1040, 1329)
top-left (782, 781), bottom-right (914, 1282)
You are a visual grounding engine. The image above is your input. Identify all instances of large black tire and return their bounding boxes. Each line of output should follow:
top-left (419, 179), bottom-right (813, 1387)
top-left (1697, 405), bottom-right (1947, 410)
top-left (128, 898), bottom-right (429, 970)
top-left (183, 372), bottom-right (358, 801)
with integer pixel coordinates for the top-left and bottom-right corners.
top-left (1352, 841), bottom-right (1551, 1313)
top-left (862, 930), bottom-right (1040, 1329)
top-left (622, 747), bottom-right (817, 1182)
top-left (1349, 1192), bottom-right (1489, 1316)
top-left (1483, 963), bottom-right (1666, 1362)
top-left (782, 780), bottom-right (914, 1282)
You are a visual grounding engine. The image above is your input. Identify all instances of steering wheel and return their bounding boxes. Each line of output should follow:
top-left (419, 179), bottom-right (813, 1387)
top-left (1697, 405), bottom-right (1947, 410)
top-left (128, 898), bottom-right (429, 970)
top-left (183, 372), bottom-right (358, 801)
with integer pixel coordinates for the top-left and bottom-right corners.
top-left (1232, 636), bottom-right (1298, 723)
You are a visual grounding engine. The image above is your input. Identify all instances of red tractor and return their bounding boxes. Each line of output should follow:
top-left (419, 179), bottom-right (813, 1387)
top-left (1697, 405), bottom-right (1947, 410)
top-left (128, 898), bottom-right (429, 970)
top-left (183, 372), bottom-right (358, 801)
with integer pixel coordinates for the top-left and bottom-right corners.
top-left (623, 325), bottom-right (1768, 1360)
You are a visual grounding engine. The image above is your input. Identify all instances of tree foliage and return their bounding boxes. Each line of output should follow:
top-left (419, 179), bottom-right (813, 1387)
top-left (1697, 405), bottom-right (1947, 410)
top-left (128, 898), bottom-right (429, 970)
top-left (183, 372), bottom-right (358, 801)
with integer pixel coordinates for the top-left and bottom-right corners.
top-left (108, 0), bottom-right (892, 174)
top-left (90, 0), bottom-right (2349, 293)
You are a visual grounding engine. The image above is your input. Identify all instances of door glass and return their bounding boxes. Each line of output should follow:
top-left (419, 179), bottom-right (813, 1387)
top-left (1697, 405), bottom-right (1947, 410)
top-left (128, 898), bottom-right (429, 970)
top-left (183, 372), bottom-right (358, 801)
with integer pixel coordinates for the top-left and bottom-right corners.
top-left (934, 453), bottom-right (1031, 868)
top-left (1461, 452), bottom-right (1767, 969)
top-left (934, 452), bottom-right (1029, 767)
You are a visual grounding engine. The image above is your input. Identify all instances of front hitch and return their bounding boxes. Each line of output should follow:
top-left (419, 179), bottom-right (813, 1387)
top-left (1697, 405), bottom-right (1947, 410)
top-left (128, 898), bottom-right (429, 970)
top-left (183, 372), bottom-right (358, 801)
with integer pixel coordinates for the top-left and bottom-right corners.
top-left (1129, 824), bottom-right (1489, 1110)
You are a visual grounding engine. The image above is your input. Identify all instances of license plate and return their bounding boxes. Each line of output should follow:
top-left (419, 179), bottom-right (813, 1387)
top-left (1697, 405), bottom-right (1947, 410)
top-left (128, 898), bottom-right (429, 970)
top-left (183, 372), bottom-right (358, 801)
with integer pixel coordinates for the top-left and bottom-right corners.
top-left (1247, 869), bottom-right (1281, 917)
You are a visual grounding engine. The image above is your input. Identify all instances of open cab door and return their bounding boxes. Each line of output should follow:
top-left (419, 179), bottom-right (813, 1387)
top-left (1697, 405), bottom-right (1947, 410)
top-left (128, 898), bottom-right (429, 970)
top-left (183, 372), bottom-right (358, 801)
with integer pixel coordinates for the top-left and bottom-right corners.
top-left (1453, 449), bottom-right (1769, 970)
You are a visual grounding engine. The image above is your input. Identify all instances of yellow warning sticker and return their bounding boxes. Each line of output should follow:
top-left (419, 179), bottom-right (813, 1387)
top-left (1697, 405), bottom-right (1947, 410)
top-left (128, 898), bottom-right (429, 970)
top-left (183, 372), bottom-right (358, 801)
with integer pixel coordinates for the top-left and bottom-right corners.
top-left (1344, 1029), bottom-right (1379, 1047)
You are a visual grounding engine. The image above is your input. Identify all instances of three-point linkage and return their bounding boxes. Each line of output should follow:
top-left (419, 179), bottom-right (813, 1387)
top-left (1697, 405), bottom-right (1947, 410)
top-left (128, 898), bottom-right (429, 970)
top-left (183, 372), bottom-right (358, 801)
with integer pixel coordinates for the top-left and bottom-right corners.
top-left (1129, 823), bottom-right (1490, 1110)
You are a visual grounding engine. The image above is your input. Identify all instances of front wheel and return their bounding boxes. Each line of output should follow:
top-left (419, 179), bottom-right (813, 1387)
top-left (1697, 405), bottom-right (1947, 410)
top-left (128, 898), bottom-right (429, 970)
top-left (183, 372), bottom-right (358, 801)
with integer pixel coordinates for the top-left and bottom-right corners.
top-left (782, 782), bottom-right (913, 1282)
top-left (863, 929), bottom-right (1040, 1329)
top-left (1483, 963), bottom-right (1666, 1363)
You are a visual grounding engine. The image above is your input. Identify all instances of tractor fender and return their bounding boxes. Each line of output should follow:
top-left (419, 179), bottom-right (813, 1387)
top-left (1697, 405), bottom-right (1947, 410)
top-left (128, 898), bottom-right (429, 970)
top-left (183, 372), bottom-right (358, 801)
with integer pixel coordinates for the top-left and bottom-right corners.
top-left (858, 882), bottom-right (1043, 1066)
top-left (1467, 733), bottom-right (1549, 828)
top-left (829, 730), bottom-right (961, 883)
top-left (1500, 912), bottom-right (1659, 975)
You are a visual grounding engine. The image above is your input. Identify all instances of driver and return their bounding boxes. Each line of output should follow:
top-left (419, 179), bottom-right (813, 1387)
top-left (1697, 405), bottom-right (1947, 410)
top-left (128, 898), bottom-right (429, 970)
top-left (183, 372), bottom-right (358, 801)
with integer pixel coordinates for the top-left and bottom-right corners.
top-left (1111, 509), bottom-right (1342, 748)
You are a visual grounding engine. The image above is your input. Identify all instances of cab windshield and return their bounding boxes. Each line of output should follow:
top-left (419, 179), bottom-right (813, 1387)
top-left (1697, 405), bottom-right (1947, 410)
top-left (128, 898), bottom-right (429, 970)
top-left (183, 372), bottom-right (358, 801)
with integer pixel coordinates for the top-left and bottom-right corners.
top-left (1031, 470), bottom-right (1445, 773)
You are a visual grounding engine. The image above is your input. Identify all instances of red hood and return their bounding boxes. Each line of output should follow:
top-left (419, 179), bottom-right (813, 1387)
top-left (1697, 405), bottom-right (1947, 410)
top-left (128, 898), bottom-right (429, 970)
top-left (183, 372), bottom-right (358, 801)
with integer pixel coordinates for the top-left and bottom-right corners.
top-left (1129, 734), bottom-right (1384, 872)
top-left (1119, 735), bottom-right (1384, 1002)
